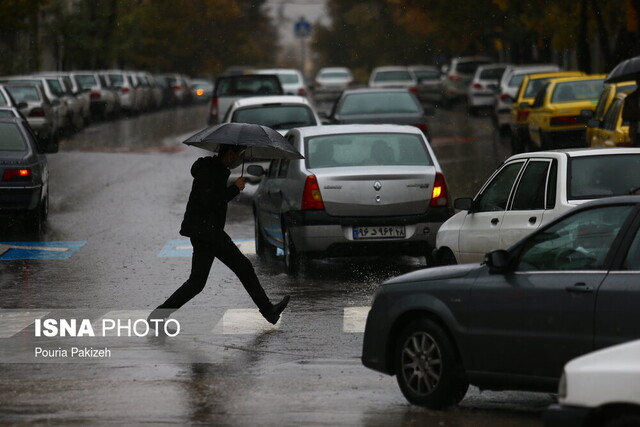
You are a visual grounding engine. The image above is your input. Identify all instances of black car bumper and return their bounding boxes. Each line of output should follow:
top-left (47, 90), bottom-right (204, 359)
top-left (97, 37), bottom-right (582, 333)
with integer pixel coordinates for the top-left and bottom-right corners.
top-left (543, 404), bottom-right (591, 427)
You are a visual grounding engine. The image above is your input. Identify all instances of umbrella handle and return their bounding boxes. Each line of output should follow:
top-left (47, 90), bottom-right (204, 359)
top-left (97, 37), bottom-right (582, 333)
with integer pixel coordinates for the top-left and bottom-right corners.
top-left (241, 154), bottom-right (245, 178)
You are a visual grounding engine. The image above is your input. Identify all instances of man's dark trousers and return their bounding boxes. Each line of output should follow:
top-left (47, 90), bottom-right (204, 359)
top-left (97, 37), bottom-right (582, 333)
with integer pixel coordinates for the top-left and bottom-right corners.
top-left (158, 232), bottom-right (270, 311)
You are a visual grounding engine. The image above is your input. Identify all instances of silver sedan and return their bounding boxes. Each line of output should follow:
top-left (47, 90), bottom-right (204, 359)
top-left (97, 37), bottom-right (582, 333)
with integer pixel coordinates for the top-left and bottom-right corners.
top-left (250, 124), bottom-right (452, 275)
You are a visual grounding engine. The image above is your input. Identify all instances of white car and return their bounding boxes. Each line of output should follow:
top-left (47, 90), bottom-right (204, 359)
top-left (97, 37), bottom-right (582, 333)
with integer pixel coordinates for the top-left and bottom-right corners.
top-left (435, 148), bottom-right (640, 265)
top-left (257, 68), bottom-right (308, 97)
top-left (223, 95), bottom-right (322, 183)
top-left (493, 64), bottom-right (560, 132)
top-left (313, 67), bottom-right (354, 104)
top-left (466, 63), bottom-right (508, 115)
top-left (368, 66), bottom-right (417, 93)
top-left (544, 339), bottom-right (640, 427)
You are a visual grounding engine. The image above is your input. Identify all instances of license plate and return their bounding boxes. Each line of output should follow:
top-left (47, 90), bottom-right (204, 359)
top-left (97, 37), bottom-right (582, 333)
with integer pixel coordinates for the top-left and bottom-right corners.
top-left (352, 226), bottom-right (406, 240)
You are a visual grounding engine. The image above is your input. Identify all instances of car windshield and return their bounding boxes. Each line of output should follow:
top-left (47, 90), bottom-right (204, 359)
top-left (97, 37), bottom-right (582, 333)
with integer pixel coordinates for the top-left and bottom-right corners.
top-left (305, 132), bottom-right (432, 168)
top-left (373, 70), bottom-right (413, 82)
top-left (217, 77), bottom-right (281, 96)
top-left (45, 79), bottom-right (65, 97)
top-left (0, 109), bottom-right (17, 118)
top-left (75, 74), bottom-right (98, 89)
top-left (569, 154), bottom-right (640, 199)
top-left (412, 69), bottom-right (439, 80)
top-left (456, 61), bottom-right (491, 74)
top-left (551, 79), bottom-right (605, 103)
top-left (108, 74), bottom-right (124, 85)
top-left (319, 71), bottom-right (349, 79)
top-left (0, 122), bottom-right (27, 151)
top-left (509, 73), bottom-right (528, 88)
top-left (5, 85), bottom-right (40, 102)
top-left (479, 67), bottom-right (504, 79)
top-left (338, 92), bottom-right (420, 115)
top-left (524, 77), bottom-right (553, 98)
top-left (232, 105), bottom-right (315, 129)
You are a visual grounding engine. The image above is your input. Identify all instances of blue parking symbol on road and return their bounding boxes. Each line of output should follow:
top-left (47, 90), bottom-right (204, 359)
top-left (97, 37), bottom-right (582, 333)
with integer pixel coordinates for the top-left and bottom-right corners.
top-left (0, 241), bottom-right (86, 260)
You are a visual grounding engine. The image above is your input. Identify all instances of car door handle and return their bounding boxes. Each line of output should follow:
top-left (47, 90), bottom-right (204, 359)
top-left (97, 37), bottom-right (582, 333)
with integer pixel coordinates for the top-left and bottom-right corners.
top-left (529, 216), bottom-right (537, 224)
top-left (565, 283), bottom-right (594, 294)
top-left (491, 218), bottom-right (499, 225)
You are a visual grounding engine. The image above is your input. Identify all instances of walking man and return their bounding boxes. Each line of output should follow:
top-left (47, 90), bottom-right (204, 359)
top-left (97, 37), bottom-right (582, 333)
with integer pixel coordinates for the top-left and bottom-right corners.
top-left (149, 144), bottom-right (290, 325)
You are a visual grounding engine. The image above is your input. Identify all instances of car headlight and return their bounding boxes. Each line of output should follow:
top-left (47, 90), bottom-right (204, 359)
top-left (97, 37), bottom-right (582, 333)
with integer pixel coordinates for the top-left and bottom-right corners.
top-left (558, 371), bottom-right (567, 399)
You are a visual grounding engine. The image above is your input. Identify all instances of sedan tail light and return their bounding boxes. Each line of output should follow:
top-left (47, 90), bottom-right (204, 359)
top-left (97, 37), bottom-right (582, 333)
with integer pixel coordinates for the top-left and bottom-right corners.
top-left (121, 87), bottom-right (130, 94)
top-left (90, 91), bottom-right (101, 99)
top-left (314, 81), bottom-right (321, 88)
top-left (516, 110), bottom-right (530, 121)
top-left (409, 86), bottom-right (419, 94)
top-left (209, 97), bottom-right (218, 125)
top-left (550, 116), bottom-right (579, 126)
top-left (499, 93), bottom-right (512, 102)
top-left (429, 172), bottom-right (449, 207)
top-left (29, 108), bottom-right (45, 117)
top-left (413, 124), bottom-right (429, 132)
top-left (2, 168), bottom-right (31, 182)
top-left (448, 74), bottom-right (461, 81)
top-left (301, 175), bottom-right (324, 210)
top-left (472, 83), bottom-right (483, 89)
top-left (297, 87), bottom-right (307, 97)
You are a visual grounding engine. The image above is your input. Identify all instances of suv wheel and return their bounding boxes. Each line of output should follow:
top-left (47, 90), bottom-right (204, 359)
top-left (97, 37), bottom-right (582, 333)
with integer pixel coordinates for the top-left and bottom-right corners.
top-left (395, 318), bottom-right (468, 409)
top-left (254, 214), bottom-right (274, 260)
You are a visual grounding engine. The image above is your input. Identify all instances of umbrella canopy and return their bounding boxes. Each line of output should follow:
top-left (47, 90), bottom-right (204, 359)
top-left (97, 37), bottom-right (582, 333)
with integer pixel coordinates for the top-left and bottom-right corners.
top-left (605, 56), bottom-right (640, 83)
top-left (183, 122), bottom-right (303, 160)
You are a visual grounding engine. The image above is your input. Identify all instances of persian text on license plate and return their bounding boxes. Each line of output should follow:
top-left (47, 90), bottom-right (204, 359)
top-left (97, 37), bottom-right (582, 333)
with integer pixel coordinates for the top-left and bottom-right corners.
top-left (353, 226), bottom-right (406, 240)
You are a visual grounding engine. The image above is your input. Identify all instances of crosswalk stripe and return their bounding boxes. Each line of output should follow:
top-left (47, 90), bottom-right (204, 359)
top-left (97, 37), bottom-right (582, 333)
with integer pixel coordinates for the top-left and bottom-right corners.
top-left (0, 311), bottom-right (50, 338)
top-left (212, 309), bottom-right (280, 334)
top-left (343, 307), bottom-right (369, 333)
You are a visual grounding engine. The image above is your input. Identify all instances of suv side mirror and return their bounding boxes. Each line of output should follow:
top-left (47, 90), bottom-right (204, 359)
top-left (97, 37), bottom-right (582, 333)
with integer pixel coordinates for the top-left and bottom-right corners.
top-left (484, 250), bottom-right (510, 274)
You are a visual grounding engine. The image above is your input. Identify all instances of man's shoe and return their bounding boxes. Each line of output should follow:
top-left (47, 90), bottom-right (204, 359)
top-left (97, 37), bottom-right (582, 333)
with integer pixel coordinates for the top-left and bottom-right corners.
top-left (261, 295), bottom-right (290, 325)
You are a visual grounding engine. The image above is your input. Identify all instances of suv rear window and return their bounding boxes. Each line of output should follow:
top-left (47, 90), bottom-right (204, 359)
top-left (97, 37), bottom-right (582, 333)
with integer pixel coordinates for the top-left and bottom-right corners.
top-left (216, 76), bottom-right (282, 96)
top-left (569, 154), bottom-right (640, 199)
top-left (306, 132), bottom-right (432, 168)
top-left (0, 122), bottom-right (27, 151)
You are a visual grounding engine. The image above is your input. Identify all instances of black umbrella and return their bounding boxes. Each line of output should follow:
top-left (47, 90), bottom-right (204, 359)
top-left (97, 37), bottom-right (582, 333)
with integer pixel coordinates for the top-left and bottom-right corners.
top-left (605, 56), bottom-right (640, 83)
top-left (182, 122), bottom-right (304, 160)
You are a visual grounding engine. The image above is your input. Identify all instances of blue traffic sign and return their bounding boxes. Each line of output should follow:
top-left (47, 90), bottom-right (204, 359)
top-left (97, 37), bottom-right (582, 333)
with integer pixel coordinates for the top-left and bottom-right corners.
top-left (294, 17), bottom-right (312, 39)
top-left (0, 241), bottom-right (86, 260)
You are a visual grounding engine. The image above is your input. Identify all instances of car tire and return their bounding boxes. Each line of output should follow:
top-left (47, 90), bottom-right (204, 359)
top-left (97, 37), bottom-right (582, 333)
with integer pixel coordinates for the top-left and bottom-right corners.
top-left (254, 214), bottom-right (274, 260)
top-left (604, 414), bottom-right (640, 427)
top-left (283, 226), bottom-right (301, 276)
top-left (24, 197), bottom-right (46, 234)
top-left (395, 318), bottom-right (468, 409)
top-left (437, 248), bottom-right (457, 266)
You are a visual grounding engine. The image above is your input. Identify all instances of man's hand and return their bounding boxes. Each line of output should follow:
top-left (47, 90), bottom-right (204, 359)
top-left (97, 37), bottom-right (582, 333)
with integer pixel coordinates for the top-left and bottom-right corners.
top-left (234, 177), bottom-right (246, 191)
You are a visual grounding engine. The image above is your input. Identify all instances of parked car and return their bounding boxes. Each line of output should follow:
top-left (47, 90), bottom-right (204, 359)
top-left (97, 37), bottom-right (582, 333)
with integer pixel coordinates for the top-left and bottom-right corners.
top-left (493, 64), bottom-right (561, 133)
top-left (160, 73), bottom-right (191, 105)
top-left (3, 83), bottom-right (60, 143)
top-left (588, 93), bottom-right (631, 148)
top-left (528, 74), bottom-right (606, 149)
top-left (363, 195), bottom-right (640, 409)
top-left (223, 95), bottom-right (322, 183)
top-left (466, 63), bottom-right (508, 115)
top-left (325, 88), bottom-right (430, 138)
top-left (408, 65), bottom-right (443, 105)
top-left (0, 117), bottom-right (57, 232)
top-left (250, 124), bottom-right (451, 275)
top-left (102, 70), bottom-right (140, 115)
top-left (0, 106), bottom-right (24, 119)
top-left (369, 66), bottom-right (418, 94)
top-left (313, 67), bottom-right (354, 105)
top-left (0, 84), bottom-right (19, 108)
top-left (207, 74), bottom-right (284, 125)
top-left (3, 76), bottom-right (70, 134)
top-left (510, 71), bottom-right (584, 153)
top-left (257, 68), bottom-right (307, 97)
top-left (190, 78), bottom-right (214, 103)
top-left (37, 74), bottom-right (85, 132)
top-left (68, 71), bottom-right (120, 120)
top-left (153, 74), bottom-right (177, 107)
top-left (441, 56), bottom-right (493, 104)
top-left (544, 339), bottom-right (640, 427)
top-left (586, 80), bottom-right (636, 146)
top-left (434, 148), bottom-right (640, 265)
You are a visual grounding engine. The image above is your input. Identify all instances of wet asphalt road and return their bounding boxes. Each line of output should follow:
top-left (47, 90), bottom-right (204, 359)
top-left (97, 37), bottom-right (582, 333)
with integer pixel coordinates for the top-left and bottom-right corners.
top-left (0, 102), bottom-right (555, 426)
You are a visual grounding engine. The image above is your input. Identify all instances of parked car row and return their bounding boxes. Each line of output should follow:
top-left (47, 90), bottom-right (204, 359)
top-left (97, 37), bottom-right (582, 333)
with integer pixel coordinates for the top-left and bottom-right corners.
top-left (0, 70), bottom-right (212, 144)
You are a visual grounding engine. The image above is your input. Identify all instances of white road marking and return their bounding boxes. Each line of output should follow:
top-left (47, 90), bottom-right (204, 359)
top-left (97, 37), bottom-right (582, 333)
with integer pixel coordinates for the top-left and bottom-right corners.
top-left (343, 307), bottom-right (369, 333)
top-left (0, 311), bottom-right (50, 338)
top-left (212, 309), bottom-right (280, 334)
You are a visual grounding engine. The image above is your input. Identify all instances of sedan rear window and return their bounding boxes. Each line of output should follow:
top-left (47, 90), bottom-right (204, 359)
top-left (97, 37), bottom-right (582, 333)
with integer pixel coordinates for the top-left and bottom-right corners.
top-left (75, 74), bottom-right (98, 89)
top-left (569, 154), bottom-right (640, 199)
top-left (276, 73), bottom-right (300, 84)
top-left (338, 92), bottom-right (421, 115)
top-left (373, 70), bottom-right (413, 82)
top-left (232, 105), bottom-right (316, 130)
top-left (306, 133), bottom-right (432, 168)
top-left (319, 71), bottom-right (350, 79)
top-left (0, 122), bottom-right (27, 151)
top-left (5, 85), bottom-right (41, 102)
top-left (551, 79), bottom-right (604, 103)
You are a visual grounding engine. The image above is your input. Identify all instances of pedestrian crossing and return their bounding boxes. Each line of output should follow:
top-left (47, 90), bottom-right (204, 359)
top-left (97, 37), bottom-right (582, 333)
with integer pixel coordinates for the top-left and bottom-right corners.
top-left (0, 307), bottom-right (371, 339)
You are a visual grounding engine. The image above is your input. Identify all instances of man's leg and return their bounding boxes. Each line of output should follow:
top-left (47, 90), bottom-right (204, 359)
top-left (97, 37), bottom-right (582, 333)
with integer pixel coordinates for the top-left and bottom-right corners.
top-left (216, 233), bottom-right (289, 324)
top-left (150, 238), bottom-right (217, 319)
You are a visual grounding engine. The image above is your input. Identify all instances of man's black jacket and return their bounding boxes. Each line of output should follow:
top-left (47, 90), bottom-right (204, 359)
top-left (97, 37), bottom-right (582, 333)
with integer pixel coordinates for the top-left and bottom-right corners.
top-left (179, 156), bottom-right (240, 241)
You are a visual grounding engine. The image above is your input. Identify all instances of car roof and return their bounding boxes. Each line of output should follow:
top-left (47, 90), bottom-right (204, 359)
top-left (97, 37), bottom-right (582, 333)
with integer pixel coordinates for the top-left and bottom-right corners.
top-left (506, 147), bottom-right (640, 162)
top-left (318, 67), bottom-right (351, 73)
top-left (293, 124), bottom-right (425, 138)
top-left (231, 95), bottom-right (311, 108)
top-left (545, 74), bottom-right (606, 85)
top-left (341, 88), bottom-right (415, 95)
top-left (371, 66), bottom-right (410, 72)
